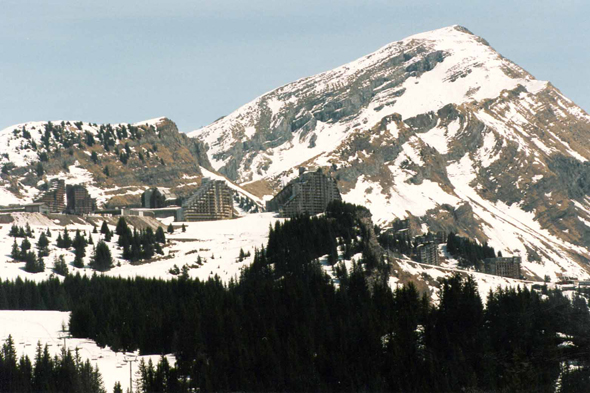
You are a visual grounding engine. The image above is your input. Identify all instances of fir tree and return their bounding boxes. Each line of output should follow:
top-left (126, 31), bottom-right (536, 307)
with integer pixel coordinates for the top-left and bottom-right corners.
top-left (91, 241), bottom-right (113, 271)
top-left (155, 226), bottom-right (166, 243)
top-left (37, 232), bottom-right (50, 257)
top-left (53, 255), bottom-right (69, 276)
top-left (167, 223), bottom-right (174, 234)
top-left (100, 222), bottom-right (109, 235)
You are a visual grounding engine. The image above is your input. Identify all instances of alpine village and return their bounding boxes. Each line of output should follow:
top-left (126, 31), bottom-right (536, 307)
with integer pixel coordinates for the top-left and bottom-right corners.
top-left (1, 25), bottom-right (590, 393)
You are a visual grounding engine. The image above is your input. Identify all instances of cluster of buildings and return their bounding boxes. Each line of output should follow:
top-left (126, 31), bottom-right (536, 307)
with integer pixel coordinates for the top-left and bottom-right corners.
top-left (133, 178), bottom-right (234, 222)
top-left (0, 179), bottom-right (96, 216)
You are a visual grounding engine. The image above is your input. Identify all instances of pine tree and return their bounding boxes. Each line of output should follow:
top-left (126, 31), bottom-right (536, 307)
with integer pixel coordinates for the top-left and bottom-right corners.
top-left (100, 222), bottom-right (109, 235)
top-left (167, 223), bottom-right (174, 234)
top-left (91, 241), bottom-right (113, 271)
top-left (62, 228), bottom-right (72, 249)
top-left (155, 226), bottom-right (166, 243)
top-left (37, 232), bottom-right (49, 257)
top-left (182, 223), bottom-right (186, 232)
top-left (53, 255), bottom-right (69, 276)
top-left (11, 239), bottom-right (19, 260)
top-left (56, 232), bottom-right (64, 248)
top-left (115, 217), bottom-right (128, 236)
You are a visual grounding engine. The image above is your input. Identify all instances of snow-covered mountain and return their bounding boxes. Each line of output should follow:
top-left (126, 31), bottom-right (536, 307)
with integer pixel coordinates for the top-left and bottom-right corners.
top-left (189, 25), bottom-right (590, 280)
top-left (0, 117), bottom-right (215, 207)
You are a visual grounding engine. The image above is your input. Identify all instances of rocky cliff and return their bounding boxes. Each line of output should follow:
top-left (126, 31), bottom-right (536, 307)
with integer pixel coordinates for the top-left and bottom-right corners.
top-left (189, 25), bottom-right (590, 280)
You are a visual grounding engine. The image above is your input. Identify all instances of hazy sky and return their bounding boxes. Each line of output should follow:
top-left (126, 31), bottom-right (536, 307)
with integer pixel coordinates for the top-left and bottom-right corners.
top-left (1, 0), bottom-right (588, 132)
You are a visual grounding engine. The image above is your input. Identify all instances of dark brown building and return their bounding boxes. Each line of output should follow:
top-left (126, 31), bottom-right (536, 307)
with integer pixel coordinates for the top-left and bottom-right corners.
top-left (484, 256), bottom-right (522, 279)
top-left (417, 242), bottom-right (440, 266)
top-left (182, 178), bottom-right (233, 221)
top-left (35, 179), bottom-right (66, 213)
top-left (266, 168), bottom-right (341, 217)
top-left (141, 188), bottom-right (178, 208)
top-left (66, 185), bottom-right (96, 215)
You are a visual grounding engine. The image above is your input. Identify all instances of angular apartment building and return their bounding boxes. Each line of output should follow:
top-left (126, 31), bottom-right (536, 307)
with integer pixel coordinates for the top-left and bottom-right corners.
top-left (266, 168), bottom-right (341, 217)
top-left (34, 179), bottom-right (66, 213)
top-left (182, 178), bottom-right (234, 221)
top-left (66, 185), bottom-right (96, 215)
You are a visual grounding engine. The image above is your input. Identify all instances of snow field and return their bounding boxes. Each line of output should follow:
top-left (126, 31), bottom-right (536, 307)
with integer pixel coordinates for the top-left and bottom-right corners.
top-left (0, 213), bottom-right (282, 284)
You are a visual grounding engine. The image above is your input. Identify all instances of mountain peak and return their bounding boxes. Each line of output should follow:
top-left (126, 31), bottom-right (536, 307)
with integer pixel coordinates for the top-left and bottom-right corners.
top-left (188, 25), bottom-right (590, 281)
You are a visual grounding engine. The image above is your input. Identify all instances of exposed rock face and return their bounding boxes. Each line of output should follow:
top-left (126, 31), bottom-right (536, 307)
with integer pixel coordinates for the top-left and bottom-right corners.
top-left (0, 117), bottom-right (212, 207)
top-left (190, 25), bottom-right (590, 280)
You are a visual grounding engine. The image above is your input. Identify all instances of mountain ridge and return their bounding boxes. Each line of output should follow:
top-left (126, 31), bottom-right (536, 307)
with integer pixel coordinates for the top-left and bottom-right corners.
top-left (189, 25), bottom-right (590, 280)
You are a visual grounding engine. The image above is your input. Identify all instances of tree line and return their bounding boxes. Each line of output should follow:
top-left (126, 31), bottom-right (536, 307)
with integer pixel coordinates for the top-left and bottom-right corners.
top-left (0, 336), bottom-right (104, 393)
top-left (1, 202), bottom-right (589, 391)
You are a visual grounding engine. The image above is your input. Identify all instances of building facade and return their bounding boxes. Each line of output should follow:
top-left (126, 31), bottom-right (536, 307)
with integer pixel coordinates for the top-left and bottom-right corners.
top-left (182, 179), bottom-right (233, 221)
top-left (141, 188), bottom-right (178, 208)
top-left (66, 185), bottom-right (96, 215)
top-left (418, 242), bottom-right (440, 266)
top-left (34, 179), bottom-right (66, 213)
top-left (266, 168), bottom-right (341, 217)
top-left (484, 256), bottom-right (522, 279)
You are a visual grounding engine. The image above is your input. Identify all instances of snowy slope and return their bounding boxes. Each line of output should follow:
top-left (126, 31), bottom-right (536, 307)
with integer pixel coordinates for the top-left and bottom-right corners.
top-left (0, 213), bottom-right (280, 283)
top-left (189, 25), bottom-right (590, 281)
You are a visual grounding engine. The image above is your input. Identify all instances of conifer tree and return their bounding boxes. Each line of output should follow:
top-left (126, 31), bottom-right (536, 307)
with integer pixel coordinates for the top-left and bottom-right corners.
top-left (37, 232), bottom-right (50, 257)
top-left (115, 217), bottom-right (128, 236)
top-left (167, 223), bottom-right (174, 234)
top-left (155, 226), bottom-right (166, 243)
top-left (100, 221), bottom-right (109, 235)
top-left (11, 240), bottom-right (19, 260)
top-left (91, 241), bottom-right (113, 271)
top-left (62, 228), bottom-right (72, 249)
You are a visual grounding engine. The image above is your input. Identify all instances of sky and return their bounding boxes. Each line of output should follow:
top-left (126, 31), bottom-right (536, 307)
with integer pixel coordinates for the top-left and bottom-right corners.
top-left (1, 0), bottom-right (589, 133)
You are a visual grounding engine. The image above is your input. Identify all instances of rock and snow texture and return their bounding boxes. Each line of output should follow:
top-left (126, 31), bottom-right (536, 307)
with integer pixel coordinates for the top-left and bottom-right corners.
top-left (190, 25), bottom-right (590, 280)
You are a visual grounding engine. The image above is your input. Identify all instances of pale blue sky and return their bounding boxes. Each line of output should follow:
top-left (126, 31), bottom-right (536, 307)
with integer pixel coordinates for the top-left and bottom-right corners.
top-left (1, 0), bottom-right (588, 132)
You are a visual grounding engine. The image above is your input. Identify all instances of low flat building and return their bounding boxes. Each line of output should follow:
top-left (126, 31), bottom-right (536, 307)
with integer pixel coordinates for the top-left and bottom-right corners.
top-left (24, 203), bottom-right (49, 214)
top-left (266, 168), bottom-right (341, 217)
top-left (124, 207), bottom-right (184, 221)
top-left (484, 256), bottom-right (521, 279)
top-left (182, 178), bottom-right (233, 221)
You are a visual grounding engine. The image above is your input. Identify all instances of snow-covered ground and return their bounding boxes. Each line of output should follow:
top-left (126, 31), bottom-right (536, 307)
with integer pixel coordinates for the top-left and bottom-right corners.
top-left (0, 310), bottom-right (173, 393)
top-left (0, 213), bottom-right (282, 283)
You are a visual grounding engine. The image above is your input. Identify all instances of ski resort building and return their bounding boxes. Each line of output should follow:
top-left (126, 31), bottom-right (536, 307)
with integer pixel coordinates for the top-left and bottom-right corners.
top-left (266, 168), bottom-right (341, 217)
top-left (484, 256), bottom-right (522, 279)
top-left (66, 185), bottom-right (96, 215)
top-left (141, 188), bottom-right (178, 208)
top-left (34, 179), bottom-right (66, 213)
top-left (417, 242), bottom-right (440, 266)
top-left (182, 178), bottom-right (234, 221)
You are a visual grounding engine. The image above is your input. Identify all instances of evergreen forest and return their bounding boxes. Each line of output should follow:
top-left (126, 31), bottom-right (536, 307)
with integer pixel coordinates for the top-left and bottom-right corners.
top-left (0, 202), bottom-right (589, 391)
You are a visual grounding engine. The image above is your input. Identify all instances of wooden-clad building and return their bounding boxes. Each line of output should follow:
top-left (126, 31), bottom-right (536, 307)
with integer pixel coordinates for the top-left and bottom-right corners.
top-left (34, 179), bottom-right (66, 213)
top-left (266, 168), bottom-right (341, 217)
top-left (182, 178), bottom-right (233, 221)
